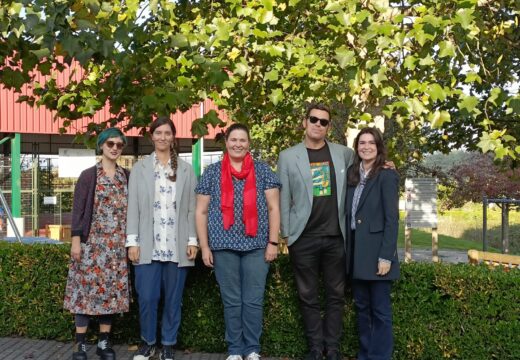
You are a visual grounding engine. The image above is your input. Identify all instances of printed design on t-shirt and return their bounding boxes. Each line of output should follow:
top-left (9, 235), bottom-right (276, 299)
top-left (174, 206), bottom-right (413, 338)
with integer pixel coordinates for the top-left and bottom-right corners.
top-left (310, 161), bottom-right (331, 196)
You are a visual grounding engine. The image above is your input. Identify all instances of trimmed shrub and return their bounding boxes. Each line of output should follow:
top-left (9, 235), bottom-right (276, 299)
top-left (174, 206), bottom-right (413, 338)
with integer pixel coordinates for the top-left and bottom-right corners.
top-left (1, 242), bottom-right (519, 359)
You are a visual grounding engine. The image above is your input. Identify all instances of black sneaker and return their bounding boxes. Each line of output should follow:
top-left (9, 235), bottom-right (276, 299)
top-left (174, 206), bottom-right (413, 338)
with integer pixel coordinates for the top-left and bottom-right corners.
top-left (160, 345), bottom-right (175, 360)
top-left (304, 349), bottom-right (323, 360)
top-left (72, 341), bottom-right (87, 360)
top-left (96, 338), bottom-right (116, 360)
top-left (325, 350), bottom-right (342, 360)
top-left (133, 342), bottom-right (156, 360)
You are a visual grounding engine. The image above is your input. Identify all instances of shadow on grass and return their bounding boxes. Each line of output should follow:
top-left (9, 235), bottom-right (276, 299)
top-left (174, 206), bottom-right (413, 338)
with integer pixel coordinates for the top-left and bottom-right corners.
top-left (466, 223), bottom-right (520, 255)
top-left (397, 221), bottom-right (505, 253)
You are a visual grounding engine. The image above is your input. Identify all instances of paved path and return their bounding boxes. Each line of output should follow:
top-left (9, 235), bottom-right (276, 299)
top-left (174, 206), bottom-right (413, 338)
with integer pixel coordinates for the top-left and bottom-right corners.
top-left (397, 249), bottom-right (468, 264)
top-left (0, 337), bottom-right (235, 360)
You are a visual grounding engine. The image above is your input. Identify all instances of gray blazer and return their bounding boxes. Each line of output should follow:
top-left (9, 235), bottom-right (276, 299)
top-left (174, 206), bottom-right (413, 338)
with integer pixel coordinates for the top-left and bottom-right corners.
top-left (277, 140), bottom-right (354, 246)
top-left (126, 155), bottom-right (197, 267)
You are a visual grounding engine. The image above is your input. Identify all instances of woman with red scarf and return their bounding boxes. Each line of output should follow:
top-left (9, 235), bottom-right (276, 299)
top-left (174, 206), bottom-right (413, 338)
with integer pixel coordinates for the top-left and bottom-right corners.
top-left (195, 123), bottom-right (281, 360)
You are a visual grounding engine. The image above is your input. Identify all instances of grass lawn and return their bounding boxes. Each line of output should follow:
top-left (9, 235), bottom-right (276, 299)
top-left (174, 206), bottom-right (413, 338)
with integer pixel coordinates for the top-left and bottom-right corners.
top-left (398, 202), bottom-right (519, 254)
top-left (397, 222), bottom-right (499, 252)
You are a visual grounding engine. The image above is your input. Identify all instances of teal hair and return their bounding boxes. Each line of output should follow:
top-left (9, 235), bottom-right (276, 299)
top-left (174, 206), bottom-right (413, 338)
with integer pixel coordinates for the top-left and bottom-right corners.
top-left (96, 128), bottom-right (127, 153)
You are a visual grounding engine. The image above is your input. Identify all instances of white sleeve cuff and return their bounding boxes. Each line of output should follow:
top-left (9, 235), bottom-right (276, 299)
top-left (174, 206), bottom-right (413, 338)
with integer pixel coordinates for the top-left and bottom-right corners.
top-left (188, 236), bottom-right (198, 247)
top-left (126, 234), bottom-right (139, 247)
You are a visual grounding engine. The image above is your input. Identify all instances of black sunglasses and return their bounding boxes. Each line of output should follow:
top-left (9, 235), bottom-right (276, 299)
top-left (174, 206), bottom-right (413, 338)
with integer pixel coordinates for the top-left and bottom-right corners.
top-left (105, 140), bottom-right (125, 150)
top-left (308, 116), bottom-right (330, 127)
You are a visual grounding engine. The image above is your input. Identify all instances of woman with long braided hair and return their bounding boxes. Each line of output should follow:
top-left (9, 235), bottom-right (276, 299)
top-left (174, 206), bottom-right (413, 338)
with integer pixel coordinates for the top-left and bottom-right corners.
top-left (126, 116), bottom-right (198, 360)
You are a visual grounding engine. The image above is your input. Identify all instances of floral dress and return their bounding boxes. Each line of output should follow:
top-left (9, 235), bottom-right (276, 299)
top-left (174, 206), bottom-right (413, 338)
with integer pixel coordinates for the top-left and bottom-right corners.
top-left (63, 165), bottom-right (130, 315)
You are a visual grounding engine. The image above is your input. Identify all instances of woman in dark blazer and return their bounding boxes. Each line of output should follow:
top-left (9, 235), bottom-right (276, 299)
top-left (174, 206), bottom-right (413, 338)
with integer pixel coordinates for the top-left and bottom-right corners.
top-left (345, 127), bottom-right (400, 360)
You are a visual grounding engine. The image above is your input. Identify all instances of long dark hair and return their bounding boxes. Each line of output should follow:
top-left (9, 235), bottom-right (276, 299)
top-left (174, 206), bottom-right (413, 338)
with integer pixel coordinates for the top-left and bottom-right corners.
top-left (150, 116), bottom-right (178, 182)
top-left (347, 127), bottom-right (387, 186)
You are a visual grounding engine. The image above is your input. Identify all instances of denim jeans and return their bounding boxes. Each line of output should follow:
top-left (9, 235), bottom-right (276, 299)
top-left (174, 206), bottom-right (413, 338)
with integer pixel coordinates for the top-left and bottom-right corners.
top-left (352, 280), bottom-right (393, 360)
top-left (134, 261), bottom-right (188, 346)
top-left (213, 248), bottom-right (270, 356)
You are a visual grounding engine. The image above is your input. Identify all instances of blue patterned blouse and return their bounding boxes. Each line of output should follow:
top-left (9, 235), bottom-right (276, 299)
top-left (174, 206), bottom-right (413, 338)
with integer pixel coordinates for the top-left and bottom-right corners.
top-left (195, 160), bottom-right (281, 251)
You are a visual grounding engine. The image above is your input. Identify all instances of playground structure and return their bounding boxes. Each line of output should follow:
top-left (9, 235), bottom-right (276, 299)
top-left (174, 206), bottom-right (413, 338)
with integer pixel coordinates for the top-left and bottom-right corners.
top-left (482, 197), bottom-right (520, 254)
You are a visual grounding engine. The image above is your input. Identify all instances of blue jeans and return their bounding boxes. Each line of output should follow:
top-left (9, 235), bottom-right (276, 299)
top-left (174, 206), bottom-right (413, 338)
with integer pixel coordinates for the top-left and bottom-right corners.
top-left (352, 280), bottom-right (393, 360)
top-left (134, 261), bottom-right (188, 345)
top-left (213, 249), bottom-right (270, 356)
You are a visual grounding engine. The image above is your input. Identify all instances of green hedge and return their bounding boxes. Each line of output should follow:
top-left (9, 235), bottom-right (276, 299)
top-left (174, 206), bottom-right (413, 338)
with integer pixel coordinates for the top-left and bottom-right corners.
top-left (1, 242), bottom-right (519, 359)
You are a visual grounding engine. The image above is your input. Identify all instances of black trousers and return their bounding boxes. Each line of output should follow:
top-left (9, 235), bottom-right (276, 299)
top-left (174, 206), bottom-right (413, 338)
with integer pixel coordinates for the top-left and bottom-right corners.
top-left (289, 234), bottom-right (346, 352)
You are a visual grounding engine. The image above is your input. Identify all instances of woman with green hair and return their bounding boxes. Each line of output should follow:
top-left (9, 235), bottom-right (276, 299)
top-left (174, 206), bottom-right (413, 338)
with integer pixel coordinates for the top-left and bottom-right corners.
top-left (64, 127), bottom-right (130, 360)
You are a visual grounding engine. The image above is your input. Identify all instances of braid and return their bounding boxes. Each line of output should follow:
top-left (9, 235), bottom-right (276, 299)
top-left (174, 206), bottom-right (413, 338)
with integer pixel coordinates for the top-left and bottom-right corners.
top-left (169, 143), bottom-right (178, 182)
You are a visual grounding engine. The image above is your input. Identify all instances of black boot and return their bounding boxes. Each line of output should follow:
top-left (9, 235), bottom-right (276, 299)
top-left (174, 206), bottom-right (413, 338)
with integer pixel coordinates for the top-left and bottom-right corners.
top-left (96, 332), bottom-right (115, 360)
top-left (72, 341), bottom-right (87, 360)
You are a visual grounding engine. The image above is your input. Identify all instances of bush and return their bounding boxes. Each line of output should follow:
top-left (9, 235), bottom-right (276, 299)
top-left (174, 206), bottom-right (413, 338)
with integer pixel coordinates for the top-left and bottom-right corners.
top-left (1, 242), bottom-right (519, 359)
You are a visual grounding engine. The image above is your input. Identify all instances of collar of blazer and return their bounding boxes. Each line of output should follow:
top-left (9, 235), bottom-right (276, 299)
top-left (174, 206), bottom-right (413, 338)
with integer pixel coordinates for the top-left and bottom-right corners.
top-left (352, 171), bottom-right (378, 214)
top-left (140, 154), bottom-right (187, 204)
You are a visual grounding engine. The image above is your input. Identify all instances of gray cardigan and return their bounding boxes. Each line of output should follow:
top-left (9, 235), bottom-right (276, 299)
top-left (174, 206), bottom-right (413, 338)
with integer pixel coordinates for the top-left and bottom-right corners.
top-left (126, 155), bottom-right (197, 267)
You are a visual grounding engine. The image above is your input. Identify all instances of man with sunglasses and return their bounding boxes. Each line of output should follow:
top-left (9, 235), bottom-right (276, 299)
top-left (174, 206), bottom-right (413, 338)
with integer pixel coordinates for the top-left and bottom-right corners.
top-left (277, 103), bottom-right (354, 360)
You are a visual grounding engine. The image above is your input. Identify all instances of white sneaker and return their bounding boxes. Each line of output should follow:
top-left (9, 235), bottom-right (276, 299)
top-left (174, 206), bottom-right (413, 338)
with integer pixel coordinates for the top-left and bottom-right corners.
top-left (226, 355), bottom-right (243, 360)
top-left (245, 352), bottom-right (261, 360)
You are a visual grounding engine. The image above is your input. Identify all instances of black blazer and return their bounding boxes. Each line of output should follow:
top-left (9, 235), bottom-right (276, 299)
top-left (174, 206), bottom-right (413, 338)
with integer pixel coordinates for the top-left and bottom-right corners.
top-left (345, 167), bottom-right (400, 281)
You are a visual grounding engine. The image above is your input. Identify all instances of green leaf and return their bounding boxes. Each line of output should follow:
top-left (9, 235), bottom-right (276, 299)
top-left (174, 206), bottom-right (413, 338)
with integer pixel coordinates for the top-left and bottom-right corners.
top-left (477, 132), bottom-right (495, 153)
top-left (487, 88), bottom-right (501, 106)
top-left (171, 34), bottom-right (188, 48)
top-left (359, 113), bottom-right (372, 122)
top-left (261, 0), bottom-right (275, 11)
top-left (75, 19), bottom-right (97, 30)
top-left (203, 109), bottom-right (226, 127)
top-left (371, 0), bottom-right (390, 12)
top-left (57, 93), bottom-right (76, 109)
top-left (264, 43), bottom-right (285, 57)
top-left (494, 145), bottom-right (509, 160)
top-left (142, 95), bottom-right (157, 108)
top-left (507, 98), bottom-right (520, 114)
top-left (84, 0), bottom-right (101, 14)
top-left (268, 88), bottom-right (284, 105)
top-left (234, 62), bottom-right (250, 77)
top-left (438, 40), bottom-right (456, 58)
top-left (256, 9), bottom-right (274, 24)
top-left (371, 67), bottom-right (387, 87)
top-left (30, 48), bottom-right (51, 59)
top-left (264, 69), bottom-right (279, 82)
top-left (454, 8), bottom-right (475, 30)
top-left (407, 98), bottom-right (426, 115)
top-left (208, 69), bottom-right (228, 86)
top-left (418, 55), bottom-right (435, 66)
top-left (334, 46), bottom-right (355, 69)
top-left (403, 55), bottom-right (417, 70)
top-left (426, 83), bottom-right (447, 102)
top-left (458, 95), bottom-right (479, 113)
top-left (407, 80), bottom-right (424, 94)
top-left (464, 71), bottom-right (482, 84)
top-left (429, 110), bottom-right (451, 128)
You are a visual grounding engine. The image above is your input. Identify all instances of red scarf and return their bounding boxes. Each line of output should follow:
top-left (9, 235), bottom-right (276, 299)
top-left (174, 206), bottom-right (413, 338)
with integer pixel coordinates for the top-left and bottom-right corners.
top-left (221, 152), bottom-right (258, 237)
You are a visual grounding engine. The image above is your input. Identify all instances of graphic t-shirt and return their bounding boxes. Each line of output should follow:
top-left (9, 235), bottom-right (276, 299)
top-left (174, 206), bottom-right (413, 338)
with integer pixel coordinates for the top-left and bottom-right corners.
top-left (302, 143), bottom-right (341, 236)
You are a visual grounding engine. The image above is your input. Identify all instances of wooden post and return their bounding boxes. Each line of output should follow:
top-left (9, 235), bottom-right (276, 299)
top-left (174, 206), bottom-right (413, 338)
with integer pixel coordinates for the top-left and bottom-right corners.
top-left (432, 227), bottom-right (439, 262)
top-left (405, 226), bottom-right (412, 263)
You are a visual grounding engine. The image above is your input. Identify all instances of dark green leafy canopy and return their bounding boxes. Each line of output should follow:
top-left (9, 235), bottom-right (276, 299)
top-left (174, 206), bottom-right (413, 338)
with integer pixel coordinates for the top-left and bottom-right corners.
top-left (1, 0), bottom-right (519, 165)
